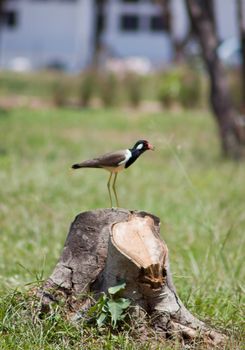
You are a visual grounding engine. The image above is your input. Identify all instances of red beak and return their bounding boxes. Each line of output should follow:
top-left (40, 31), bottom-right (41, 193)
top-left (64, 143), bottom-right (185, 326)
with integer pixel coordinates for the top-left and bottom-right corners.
top-left (148, 143), bottom-right (155, 150)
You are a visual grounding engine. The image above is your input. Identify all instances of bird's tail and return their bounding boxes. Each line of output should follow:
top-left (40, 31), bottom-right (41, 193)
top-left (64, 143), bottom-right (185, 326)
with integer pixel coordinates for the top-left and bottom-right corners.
top-left (71, 160), bottom-right (100, 169)
top-left (71, 163), bottom-right (83, 169)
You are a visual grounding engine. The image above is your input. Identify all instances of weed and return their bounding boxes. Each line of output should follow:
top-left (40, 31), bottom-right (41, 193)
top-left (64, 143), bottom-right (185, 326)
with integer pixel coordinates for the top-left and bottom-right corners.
top-left (87, 281), bottom-right (131, 329)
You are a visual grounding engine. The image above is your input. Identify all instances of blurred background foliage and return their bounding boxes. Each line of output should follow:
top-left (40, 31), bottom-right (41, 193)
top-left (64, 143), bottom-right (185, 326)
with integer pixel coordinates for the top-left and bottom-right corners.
top-left (0, 65), bottom-right (243, 112)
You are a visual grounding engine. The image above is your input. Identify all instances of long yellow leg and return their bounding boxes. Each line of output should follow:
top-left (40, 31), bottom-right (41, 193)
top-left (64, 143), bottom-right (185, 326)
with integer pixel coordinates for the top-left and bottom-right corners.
top-left (112, 173), bottom-right (119, 207)
top-left (107, 172), bottom-right (113, 207)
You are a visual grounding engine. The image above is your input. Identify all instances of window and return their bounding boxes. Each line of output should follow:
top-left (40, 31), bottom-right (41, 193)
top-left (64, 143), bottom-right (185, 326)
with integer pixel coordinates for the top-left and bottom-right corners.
top-left (150, 15), bottom-right (165, 31)
top-left (122, 0), bottom-right (140, 3)
top-left (120, 15), bottom-right (139, 31)
top-left (2, 10), bottom-right (18, 28)
top-left (96, 13), bottom-right (105, 34)
top-left (31, 0), bottom-right (56, 1)
top-left (95, 0), bottom-right (106, 35)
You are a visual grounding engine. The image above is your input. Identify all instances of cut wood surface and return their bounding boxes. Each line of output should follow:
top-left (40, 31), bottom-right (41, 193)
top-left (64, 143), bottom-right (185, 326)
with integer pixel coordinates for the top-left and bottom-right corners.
top-left (39, 208), bottom-right (227, 347)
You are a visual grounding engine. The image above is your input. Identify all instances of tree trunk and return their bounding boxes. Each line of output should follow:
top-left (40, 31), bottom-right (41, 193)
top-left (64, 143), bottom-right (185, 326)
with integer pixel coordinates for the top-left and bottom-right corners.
top-left (38, 208), bottom-right (227, 347)
top-left (185, 0), bottom-right (245, 159)
top-left (92, 0), bottom-right (106, 67)
top-left (156, 0), bottom-right (192, 62)
top-left (236, 0), bottom-right (245, 106)
top-left (0, 0), bottom-right (5, 67)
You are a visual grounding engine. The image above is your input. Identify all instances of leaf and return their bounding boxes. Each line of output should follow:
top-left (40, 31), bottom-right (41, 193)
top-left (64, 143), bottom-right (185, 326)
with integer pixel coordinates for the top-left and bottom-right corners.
top-left (108, 281), bottom-right (126, 295)
top-left (107, 298), bottom-right (131, 328)
top-left (96, 312), bottom-right (107, 328)
top-left (87, 293), bottom-right (107, 316)
top-left (116, 298), bottom-right (131, 309)
top-left (107, 300), bottom-right (124, 328)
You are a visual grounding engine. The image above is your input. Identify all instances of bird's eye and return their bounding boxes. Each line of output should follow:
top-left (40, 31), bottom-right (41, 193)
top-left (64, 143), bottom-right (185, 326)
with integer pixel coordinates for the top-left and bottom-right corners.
top-left (136, 143), bottom-right (143, 150)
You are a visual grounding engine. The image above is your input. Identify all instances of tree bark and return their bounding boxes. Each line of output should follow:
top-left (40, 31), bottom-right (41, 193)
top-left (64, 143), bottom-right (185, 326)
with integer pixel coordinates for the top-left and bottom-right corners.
top-left (156, 0), bottom-right (193, 62)
top-left (185, 0), bottom-right (245, 158)
top-left (39, 209), bottom-right (227, 347)
top-left (92, 0), bottom-right (106, 67)
top-left (0, 0), bottom-right (6, 66)
top-left (236, 0), bottom-right (245, 106)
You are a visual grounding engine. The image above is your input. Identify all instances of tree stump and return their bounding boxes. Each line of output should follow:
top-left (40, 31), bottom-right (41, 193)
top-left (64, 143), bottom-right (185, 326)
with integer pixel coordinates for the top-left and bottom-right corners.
top-left (39, 209), bottom-right (227, 347)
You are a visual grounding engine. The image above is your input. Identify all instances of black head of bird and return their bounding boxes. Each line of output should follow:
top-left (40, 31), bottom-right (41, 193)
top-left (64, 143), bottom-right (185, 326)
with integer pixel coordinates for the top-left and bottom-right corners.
top-left (126, 140), bottom-right (154, 168)
top-left (72, 140), bottom-right (154, 207)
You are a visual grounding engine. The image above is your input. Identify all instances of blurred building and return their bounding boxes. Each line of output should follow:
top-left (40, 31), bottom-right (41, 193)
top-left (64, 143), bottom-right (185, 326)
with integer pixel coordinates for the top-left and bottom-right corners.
top-left (0, 0), bottom-right (242, 72)
top-left (0, 0), bottom-right (94, 71)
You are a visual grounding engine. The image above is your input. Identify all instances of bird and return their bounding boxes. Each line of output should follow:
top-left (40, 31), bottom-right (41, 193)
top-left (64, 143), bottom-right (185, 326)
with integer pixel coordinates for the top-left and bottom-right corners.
top-left (71, 140), bottom-right (154, 207)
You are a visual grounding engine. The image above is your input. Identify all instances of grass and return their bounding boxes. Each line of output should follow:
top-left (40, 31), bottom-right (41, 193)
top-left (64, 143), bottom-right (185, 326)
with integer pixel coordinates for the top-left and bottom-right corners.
top-left (0, 71), bottom-right (60, 98)
top-left (0, 106), bottom-right (244, 349)
top-left (0, 69), bottom-right (207, 109)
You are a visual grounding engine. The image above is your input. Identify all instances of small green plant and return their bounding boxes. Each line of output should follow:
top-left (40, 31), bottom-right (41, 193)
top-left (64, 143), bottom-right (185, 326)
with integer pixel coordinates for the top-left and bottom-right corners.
top-left (158, 69), bottom-right (181, 108)
top-left (157, 67), bottom-right (203, 109)
top-left (88, 281), bottom-right (131, 329)
top-left (227, 68), bottom-right (243, 110)
top-left (179, 69), bottom-right (202, 108)
top-left (78, 70), bottom-right (95, 107)
top-left (52, 79), bottom-right (69, 107)
top-left (98, 73), bottom-right (118, 107)
top-left (124, 73), bottom-right (143, 107)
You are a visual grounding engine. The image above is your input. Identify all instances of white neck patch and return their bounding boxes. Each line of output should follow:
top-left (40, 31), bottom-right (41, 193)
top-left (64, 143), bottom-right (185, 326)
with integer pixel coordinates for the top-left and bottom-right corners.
top-left (119, 149), bottom-right (132, 165)
top-left (136, 143), bottom-right (143, 150)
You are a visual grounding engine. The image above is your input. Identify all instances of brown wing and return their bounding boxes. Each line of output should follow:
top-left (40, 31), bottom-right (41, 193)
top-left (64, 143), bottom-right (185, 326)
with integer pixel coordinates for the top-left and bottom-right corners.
top-left (73, 150), bottom-right (126, 169)
top-left (93, 150), bottom-right (126, 167)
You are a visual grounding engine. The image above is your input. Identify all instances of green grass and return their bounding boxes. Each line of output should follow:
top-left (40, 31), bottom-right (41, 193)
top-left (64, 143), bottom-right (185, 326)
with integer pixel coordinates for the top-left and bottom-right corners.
top-left (0, 71), bottom-right (59, 98)
top-left (0, 107), bottom-right (244, 349)
top-left (0, 69), bottom-right (207, 108)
